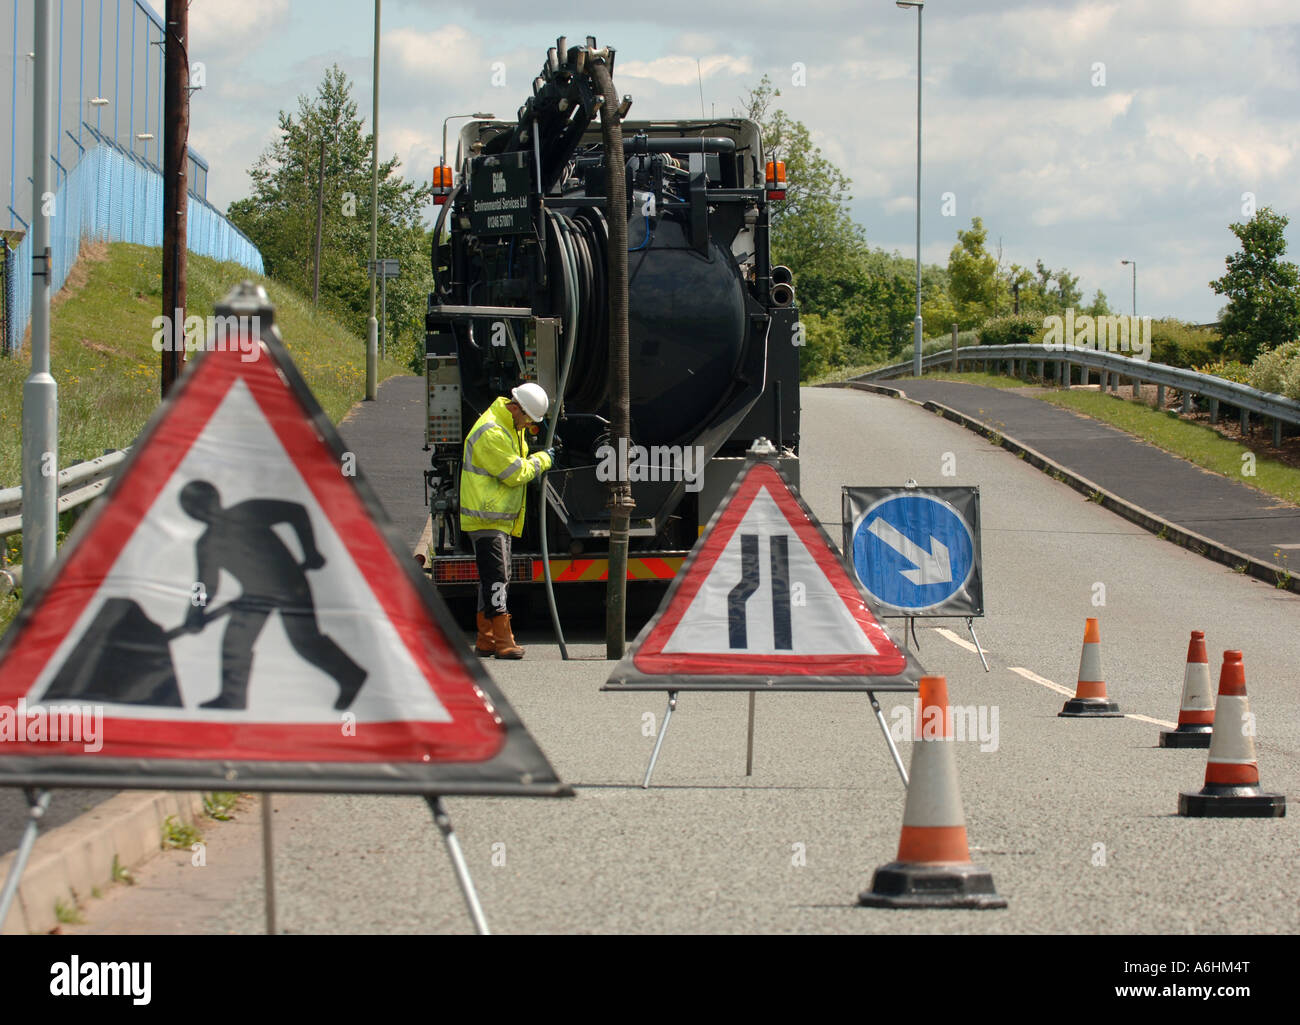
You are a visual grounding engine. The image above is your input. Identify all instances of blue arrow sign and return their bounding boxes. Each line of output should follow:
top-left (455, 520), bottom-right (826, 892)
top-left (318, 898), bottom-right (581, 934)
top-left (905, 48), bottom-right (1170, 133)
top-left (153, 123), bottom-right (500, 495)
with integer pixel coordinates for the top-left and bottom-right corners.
top-left (849, 494), bottom-right (976, 613)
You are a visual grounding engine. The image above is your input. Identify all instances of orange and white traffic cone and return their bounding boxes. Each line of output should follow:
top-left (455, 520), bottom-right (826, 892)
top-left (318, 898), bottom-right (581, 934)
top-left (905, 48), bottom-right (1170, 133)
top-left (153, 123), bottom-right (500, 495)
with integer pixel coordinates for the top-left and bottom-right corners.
top-left (859, 676), bottom-right (1007, 909)
top-left (1160, 630), bottom-right (1214, 748)
top-left (1179, 651), bottom-right (1285, 817)
top-left (1059, 617), bottom-right (1122, 717)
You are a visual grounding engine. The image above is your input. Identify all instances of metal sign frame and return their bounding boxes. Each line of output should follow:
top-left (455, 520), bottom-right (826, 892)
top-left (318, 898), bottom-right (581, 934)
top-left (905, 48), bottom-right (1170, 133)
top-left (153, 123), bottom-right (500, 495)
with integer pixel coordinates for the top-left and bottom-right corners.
top-left (604, 453), bottom-right (922, 789)
top-left (0, 288), bottom-right (571, 799)
top-left (841, 485), bottom-right (984, 619)
top-left (606, 458), bottom-right (923, 693)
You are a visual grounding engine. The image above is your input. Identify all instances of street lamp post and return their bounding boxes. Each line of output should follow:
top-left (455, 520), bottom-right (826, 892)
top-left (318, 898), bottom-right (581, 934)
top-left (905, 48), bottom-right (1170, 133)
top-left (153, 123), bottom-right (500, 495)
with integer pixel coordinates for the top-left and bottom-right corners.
top-left (897, 0), bottom-right (925, 378)
top-left (367, 0), bottom-right (380, 401)
top-left (1120, 259), bottom-right (1136, 317)
top-left (442, 112), bottom-right (495, 176)
top-left (22, 0), bottom-right (57, 596)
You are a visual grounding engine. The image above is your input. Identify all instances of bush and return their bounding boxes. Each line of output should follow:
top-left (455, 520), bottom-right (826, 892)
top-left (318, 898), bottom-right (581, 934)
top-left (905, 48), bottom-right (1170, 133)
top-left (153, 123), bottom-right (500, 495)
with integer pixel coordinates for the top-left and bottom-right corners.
top-left (1148, 319), bottom-right (1218, 369)
top-left (1195, 360), bottom-right (1253, 385)
top-left (977, 314), bottom-right (1041, 347)
top-left (797, 311), bottom-right (847, 380)
top-left (1248, 340), bottom-right (1300, 397)
top-left (924, 329), bottom-right (979, 351)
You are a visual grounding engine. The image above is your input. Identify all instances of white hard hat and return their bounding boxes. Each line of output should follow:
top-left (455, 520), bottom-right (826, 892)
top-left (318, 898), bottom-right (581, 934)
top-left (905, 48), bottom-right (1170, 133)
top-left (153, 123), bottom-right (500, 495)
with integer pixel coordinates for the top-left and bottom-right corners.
top-left (510, 382), bottom-right (549, 421)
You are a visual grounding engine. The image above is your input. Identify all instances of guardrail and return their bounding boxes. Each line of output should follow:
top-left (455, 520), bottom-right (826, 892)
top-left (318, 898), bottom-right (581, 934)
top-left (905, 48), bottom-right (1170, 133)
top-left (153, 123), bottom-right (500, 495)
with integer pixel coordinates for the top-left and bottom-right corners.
top-left (0, 449), bottom-right (127, 594)
top-left (855, 343), bottom-right (1300, 442)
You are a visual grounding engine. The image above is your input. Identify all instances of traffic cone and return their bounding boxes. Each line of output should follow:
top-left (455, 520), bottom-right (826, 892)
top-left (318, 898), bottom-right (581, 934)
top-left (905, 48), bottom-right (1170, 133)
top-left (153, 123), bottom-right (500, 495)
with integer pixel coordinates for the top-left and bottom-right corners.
top-left (859, 676), bottom-right (1007, 909)
top-left (1159, 630), bottom-right (1213, 748)
top-left (1179, 651), bottom-right (1285, 817)
top-left (1059, 617), bottom-right (1122, 717)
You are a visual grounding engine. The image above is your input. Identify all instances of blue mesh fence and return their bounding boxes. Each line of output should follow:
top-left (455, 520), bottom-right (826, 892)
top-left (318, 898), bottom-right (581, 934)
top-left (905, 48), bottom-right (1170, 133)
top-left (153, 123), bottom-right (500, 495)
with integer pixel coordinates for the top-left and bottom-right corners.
top-left (3, 138), bottom-right (262, 355)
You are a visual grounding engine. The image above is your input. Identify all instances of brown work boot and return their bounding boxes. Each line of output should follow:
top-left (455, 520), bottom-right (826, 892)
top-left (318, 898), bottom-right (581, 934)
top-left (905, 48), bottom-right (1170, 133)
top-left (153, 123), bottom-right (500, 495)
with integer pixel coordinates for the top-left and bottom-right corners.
top-left (474, 612), bottom-right (495, 656)
top-left (491, 614), bottom-right (524, 659)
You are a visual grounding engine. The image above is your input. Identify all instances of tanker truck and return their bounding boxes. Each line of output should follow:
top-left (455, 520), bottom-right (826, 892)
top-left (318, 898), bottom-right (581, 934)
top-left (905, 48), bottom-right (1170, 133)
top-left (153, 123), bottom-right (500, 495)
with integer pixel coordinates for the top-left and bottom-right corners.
top-left (423, 36), bottom-right (799, 597)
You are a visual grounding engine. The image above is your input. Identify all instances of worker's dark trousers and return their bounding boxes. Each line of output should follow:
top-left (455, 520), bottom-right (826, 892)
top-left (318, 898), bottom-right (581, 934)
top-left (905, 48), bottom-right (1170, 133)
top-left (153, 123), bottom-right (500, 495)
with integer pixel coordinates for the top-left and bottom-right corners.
top-left (205, 599), bottom-right (366, 710)
top-left (468, 529), bottom-right (511, 616)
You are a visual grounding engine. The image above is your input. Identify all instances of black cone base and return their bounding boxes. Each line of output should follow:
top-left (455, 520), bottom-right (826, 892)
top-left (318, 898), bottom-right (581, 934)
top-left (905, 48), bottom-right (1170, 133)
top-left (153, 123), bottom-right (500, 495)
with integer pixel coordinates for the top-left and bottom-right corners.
top-left (1179, 786), bottom-right (1286, 818)
top-left (858, 862), bottom-right (1008, 909)
top-left (1059, 697), bottom-right (1122, 717)
top-left (1159, 727), bottom-right (1212, 749)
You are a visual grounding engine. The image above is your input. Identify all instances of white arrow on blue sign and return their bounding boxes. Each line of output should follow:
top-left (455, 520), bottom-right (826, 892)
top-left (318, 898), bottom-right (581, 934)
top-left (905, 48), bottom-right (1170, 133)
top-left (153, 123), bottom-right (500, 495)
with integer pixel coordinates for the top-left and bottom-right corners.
top-left (849, 493), bottom-right (976, 613)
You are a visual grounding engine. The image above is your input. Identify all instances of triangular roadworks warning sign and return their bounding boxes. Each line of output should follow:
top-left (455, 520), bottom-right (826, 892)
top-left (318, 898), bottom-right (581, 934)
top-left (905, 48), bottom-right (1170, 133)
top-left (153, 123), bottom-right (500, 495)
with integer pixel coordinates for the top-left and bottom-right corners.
top-left (0, 283), bottom-right (569, 797)
top-left (604, 457), bottom-right (922, 692)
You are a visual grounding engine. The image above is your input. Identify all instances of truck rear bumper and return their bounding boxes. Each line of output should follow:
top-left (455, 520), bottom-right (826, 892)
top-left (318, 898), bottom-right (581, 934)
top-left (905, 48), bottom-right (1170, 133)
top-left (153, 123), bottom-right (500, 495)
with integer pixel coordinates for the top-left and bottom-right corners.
top-left (428, 552), bottom-right (686, 591)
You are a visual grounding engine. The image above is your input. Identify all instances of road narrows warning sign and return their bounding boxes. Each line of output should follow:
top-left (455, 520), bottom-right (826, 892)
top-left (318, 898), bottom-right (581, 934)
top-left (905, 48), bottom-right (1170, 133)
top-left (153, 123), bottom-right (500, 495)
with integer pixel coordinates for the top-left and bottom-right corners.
top-left (604, 457), bottom-right (922, 692)
top-left (0, 286), bottom-right (568, 796)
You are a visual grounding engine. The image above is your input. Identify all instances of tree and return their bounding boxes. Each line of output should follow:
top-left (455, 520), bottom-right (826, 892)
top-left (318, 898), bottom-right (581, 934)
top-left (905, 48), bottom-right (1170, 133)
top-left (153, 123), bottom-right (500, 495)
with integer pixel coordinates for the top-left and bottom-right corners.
top-left (947, 218), bottom-right (1000, 328)
top-left (740, 76), bottom-right (867, 287)
top-left (1210, 207), bottom-right (1300, 363)
top-left (741, 77), bottom-right (965, 367)
top-left (227, 65), bottom-right (434, 367)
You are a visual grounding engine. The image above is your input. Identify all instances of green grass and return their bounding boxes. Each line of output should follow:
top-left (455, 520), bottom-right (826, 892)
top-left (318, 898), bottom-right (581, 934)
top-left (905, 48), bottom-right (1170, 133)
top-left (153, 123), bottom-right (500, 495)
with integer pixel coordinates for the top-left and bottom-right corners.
top-left (806, 336), bottom-right (961, 386)
top-left (899, 370), bottom-right (1043, 390)
top-left (0, 242), bottom-right (414, 636)
top-left (160, 814), bottom-right (202, 849)
top-left (203, 791), bottom-right (242, 821)
top-left (53, 897), bottom-right (84, 925)
top-left (1041, 390), bottom-right (1300, 507)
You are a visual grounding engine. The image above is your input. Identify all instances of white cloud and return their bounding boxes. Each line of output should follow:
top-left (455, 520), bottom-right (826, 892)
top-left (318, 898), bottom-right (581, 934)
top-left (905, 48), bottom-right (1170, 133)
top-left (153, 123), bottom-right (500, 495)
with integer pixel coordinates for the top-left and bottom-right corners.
top-left (617, 54), bottom-right (755, 85)
top-left (190, 0), bottom-right (292, 62)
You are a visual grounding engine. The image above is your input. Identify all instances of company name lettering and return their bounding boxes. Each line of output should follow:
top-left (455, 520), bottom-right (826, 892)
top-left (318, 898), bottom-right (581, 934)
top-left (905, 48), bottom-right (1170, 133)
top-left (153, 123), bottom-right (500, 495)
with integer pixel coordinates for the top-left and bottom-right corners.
top-left (50, 956), bottom-right (151, 1005)
top-left (151, 310), bottom-right (262, 362)
top-left (1040, 309), bottom-right (1152, 361)
top-left (596, 438), bottom-right (704, 493)
top-left (0, 699), bottom-right (103, 753)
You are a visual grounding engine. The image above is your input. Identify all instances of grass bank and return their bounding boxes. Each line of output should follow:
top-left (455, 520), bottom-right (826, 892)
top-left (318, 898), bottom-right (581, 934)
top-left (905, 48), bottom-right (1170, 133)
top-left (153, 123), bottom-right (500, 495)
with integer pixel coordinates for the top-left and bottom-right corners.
top-left (1039, 389), bottom-right (1300, 506)
top-left (1, 241), bottom-right (413, 635)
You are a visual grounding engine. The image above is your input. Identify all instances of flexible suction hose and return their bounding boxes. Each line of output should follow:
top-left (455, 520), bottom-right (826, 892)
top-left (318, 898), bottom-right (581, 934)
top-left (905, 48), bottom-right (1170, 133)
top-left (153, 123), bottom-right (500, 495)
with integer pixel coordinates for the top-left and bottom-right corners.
top-left (589, 54), bottom-right (633, 660)
top-left (538, 208), bottom-right (584, 660)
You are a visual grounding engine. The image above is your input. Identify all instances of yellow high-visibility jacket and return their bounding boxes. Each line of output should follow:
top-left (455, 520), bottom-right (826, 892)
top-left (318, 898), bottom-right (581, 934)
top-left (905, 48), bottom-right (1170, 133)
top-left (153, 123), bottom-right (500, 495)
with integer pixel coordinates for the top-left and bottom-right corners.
top-left (459, 396), bottom-right (553, 537)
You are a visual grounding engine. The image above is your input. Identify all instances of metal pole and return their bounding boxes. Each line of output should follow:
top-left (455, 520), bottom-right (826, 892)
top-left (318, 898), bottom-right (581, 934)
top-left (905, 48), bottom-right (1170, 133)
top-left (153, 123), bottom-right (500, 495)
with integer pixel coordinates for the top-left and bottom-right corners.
top-left (161, 0), bottom-right (188, 398)
top-left (868, 693), bottom-right (909, 788)
top-left (366, 0), bottom-right (380, 401)
top-left (313, 135), bottom-right (324, 310)
top-left (0, 790), bottom-right (51, 929)
top-left (380, 270), bottom-right (387, 361)
top-left (261, 793), bottom-right (277, 935)
top-left (22, 0), bottom-right (57, 597)
top-left (642, 692), bottom-right (678, 789)
top-left (911, 6), bottom-right (923, 378)
top-left (428, 797), bottom-right (490, 935)
top-left (1131, 261), bottom-right (1137, 319)
top-left (590, 54), bottom-right (632, 660)
top-left (745, 691), bottom-right (756, 776)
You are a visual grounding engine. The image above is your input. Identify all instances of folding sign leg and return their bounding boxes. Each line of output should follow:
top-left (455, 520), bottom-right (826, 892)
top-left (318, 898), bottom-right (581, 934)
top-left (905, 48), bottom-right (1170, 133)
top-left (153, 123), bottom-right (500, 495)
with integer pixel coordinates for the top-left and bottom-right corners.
top-left (966, 618), bottom-right (990, 673)
top-left (642, 691), bottom-right (679, 790)
top-left (868, 692), bottom-right (909, 789)
top-left (745, 691), bottom-right (756, 777)
top-left (426, 796), bottom-right (490, 936)
top-left (261, 794), bottom-right (277, 936)
top-left (0, 789), bottom-right (52, 929)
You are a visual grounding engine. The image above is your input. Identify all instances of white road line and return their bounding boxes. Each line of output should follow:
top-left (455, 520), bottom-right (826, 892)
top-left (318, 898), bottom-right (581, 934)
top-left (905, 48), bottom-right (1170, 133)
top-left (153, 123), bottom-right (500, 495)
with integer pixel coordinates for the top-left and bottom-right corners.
top-left (935, 627), bottom-right (979, 654)
top-left (1124, 712), bottom-right (1178, 729)
top-left (1008, 666), bottom-right (1074, 697)
top-left (1008, 667), bottom-right (1178, 727)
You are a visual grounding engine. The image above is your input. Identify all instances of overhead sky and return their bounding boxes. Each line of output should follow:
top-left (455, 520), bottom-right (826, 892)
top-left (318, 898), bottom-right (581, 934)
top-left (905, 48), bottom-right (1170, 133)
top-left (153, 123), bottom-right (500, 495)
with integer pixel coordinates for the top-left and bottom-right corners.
top-left (186, 0), bottom-right (1300, 323)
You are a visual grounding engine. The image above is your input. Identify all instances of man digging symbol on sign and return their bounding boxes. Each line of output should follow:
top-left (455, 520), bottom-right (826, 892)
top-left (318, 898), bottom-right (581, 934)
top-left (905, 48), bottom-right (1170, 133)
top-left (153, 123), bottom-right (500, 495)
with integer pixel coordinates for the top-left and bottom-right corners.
top-left (178, 481), bottom-right (367, 711)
